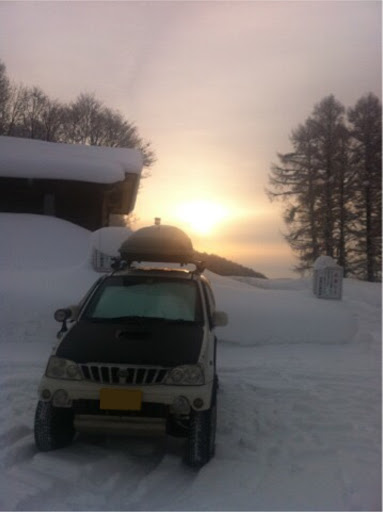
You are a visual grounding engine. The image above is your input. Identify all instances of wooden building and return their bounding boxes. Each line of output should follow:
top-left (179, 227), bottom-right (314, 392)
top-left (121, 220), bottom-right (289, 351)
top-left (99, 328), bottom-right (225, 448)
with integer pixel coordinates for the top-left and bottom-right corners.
top-left (0, 136), bottom-right (143, 231)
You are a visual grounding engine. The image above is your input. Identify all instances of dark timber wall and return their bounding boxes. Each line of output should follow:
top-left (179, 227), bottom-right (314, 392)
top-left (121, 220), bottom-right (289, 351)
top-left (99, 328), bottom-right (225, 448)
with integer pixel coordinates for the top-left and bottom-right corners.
top-left (0, 174), bottom-right (139, 231)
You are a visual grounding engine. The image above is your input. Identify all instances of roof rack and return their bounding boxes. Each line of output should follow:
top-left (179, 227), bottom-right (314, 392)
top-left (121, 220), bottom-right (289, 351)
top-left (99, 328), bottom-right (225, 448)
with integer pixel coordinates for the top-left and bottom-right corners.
top-left (111, 257), bottom-right (206, 274)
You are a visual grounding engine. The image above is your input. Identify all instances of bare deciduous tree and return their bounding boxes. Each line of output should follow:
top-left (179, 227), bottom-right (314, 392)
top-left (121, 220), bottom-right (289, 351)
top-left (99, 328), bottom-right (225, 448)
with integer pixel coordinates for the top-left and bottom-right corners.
top-left (0, 60), bottom-right (10, 134)
top-left (62, 93), bottom-right (155, 169)
top-left (0, 61), bottom-right (155, 172)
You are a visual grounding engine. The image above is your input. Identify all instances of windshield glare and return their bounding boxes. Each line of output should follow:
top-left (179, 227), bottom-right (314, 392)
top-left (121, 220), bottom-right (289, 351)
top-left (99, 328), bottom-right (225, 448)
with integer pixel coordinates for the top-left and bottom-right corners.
top-left (84, 276), bottom-right (202, 322)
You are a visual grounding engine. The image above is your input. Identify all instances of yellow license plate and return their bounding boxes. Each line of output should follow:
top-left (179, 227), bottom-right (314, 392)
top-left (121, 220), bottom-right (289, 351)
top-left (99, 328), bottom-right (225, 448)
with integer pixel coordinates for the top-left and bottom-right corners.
top-left (100, 389), bottom-right (142, 411)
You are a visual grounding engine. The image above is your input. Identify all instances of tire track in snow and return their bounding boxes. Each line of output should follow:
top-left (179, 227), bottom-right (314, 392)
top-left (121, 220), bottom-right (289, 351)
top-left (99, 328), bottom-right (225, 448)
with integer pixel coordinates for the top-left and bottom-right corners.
top-left (2, 436), bottom-right (173, 510)
top-left (0, 367), bottom-right (39, 474)
top-left (121, 451), bottom-right (197, 510)
top-left (1, 338), bottom-right (380, 510)
top-left (0, 361), bottom-right (192, 510)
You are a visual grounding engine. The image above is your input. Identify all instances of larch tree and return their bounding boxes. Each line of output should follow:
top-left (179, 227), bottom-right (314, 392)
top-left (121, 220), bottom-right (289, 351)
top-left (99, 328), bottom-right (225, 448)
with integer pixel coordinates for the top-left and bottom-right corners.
top-left (267, 94), bottom-right (373, 278)
top-left (309, 95), bottom-right (351, 267)
top-left (348, 93), bottom-right (382, 282)
top-left (268, 118), bottom-right (323, 273)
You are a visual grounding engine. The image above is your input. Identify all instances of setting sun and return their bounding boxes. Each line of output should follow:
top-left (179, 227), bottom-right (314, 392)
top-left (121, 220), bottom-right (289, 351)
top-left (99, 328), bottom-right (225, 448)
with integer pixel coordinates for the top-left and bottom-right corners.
top-left (175, 200), bottom-right (229, 236)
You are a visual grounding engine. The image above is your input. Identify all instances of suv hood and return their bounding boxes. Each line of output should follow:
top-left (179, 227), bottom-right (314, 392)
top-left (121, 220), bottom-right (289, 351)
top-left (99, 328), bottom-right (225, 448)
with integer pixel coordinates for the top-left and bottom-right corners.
top-left (55, 321), bottom-right (203, 366)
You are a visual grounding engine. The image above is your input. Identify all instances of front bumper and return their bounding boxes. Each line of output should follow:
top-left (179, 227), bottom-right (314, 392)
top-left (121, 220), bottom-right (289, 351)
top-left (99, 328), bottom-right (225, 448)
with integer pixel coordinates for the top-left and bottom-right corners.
top-left (38, 376), bottom-right (214, 412)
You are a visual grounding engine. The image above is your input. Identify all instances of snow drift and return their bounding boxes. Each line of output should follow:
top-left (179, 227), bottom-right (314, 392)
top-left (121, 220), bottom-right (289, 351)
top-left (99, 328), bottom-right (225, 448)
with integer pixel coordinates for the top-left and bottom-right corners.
top-left (0, 213), bottom-right (381, 511)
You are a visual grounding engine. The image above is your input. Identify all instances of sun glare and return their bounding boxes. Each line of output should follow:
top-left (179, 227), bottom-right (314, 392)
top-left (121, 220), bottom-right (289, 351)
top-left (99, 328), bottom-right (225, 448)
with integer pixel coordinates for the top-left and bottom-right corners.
top-left (175, 200), bottom-right (229, 236)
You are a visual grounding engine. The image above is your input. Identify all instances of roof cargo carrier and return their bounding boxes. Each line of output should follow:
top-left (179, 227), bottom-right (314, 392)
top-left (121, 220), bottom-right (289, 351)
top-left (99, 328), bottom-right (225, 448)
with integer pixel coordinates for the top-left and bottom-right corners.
top-left (118, 221), bottom-right (205, 272)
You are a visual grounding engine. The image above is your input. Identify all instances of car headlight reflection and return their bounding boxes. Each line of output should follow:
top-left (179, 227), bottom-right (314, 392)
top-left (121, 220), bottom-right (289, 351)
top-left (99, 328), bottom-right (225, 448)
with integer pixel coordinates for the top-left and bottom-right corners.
top-left (46, 356), bottom-right (83, 380)
top-left (165, 365), bottom-right (204, 385)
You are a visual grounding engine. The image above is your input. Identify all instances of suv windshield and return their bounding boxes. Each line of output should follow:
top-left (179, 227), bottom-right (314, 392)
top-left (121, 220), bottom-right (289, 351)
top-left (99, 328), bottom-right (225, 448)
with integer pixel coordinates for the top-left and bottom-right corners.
top-left (83, 276), bottom-right (202, 323)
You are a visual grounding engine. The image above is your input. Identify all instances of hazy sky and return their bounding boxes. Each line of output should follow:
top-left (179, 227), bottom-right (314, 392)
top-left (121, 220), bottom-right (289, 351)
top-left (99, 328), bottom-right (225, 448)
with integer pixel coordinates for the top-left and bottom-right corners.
top-left (0, 1), bottom-right (381, 277)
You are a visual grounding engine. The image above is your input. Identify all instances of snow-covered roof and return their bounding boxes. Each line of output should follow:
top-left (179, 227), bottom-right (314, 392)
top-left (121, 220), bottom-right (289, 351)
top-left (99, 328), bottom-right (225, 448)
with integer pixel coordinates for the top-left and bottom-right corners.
top-left (0, 136), bottom-right (143, 184)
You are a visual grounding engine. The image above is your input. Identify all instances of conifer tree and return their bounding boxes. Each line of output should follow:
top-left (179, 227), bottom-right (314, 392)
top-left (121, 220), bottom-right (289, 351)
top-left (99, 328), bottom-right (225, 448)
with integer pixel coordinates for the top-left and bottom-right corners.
top-left (268, 118), bottom-right (322, 273)
top-left (348, 93), bottom-right (382, 281)
top-left (267, 94), bottom-right (380, 280)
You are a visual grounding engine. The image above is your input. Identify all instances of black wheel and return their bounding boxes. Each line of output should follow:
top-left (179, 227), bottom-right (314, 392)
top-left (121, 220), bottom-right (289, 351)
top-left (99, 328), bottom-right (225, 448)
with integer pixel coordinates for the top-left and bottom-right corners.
top-left (34, 401), bottom-right (75, 451)
top-left (184, 380), bottom-right (217, 469)
top-left (209, 382), bottom-right (217, 458)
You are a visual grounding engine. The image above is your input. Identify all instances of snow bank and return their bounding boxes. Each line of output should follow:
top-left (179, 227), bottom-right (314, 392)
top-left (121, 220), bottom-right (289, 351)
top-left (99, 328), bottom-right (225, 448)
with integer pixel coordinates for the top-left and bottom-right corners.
top-left (210, 271), bottom-right (357, 345)
top-left (231, 275), bottom-right (312, 290)
top-left (0, 213), bottom-right (92, 270)
top-left (90, 226), bottom-right (132, 257)
top-left (0, 136), bottom-right (143, 183)
top-left (0, 214), bottom-right (360, 347)
top-left (0, 214), bottom-right (97, 344)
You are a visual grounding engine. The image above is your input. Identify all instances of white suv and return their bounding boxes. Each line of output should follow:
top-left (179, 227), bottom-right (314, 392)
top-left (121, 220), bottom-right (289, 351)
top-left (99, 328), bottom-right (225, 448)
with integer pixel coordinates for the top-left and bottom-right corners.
top-left (34, 224), bottom-right (228, 468)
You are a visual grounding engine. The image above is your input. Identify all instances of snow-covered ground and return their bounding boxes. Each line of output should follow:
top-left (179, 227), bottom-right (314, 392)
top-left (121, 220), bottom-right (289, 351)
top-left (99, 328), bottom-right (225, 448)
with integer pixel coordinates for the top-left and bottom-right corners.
top-left (0, 213), bottom-right (381, 511)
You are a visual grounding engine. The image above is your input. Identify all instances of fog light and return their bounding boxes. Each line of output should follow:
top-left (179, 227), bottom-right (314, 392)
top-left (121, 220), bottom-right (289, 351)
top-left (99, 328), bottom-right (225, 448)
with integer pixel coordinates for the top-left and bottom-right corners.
top-left (41, 389), bottom-right (51, 401)
top-left (193, 398), bottom-right (204, 409)
top-left (52, 389), bottom-right (71, 407)
top-left (171, 396), bottom-right (190, 415)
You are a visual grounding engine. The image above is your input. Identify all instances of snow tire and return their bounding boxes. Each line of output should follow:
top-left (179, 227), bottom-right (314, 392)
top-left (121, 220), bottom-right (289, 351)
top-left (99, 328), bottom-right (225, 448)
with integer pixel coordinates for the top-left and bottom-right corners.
top-left (34, 401), bottom-right (75, 451)
top-left (184, 379), bottom-right (217, 469)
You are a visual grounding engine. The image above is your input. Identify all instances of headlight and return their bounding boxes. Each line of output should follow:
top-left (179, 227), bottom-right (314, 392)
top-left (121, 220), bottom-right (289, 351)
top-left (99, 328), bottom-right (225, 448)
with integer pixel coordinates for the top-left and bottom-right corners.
top-left (45, 356), bottom-right (83, 380)
top-left (165, 365), bottom-right (205, 385)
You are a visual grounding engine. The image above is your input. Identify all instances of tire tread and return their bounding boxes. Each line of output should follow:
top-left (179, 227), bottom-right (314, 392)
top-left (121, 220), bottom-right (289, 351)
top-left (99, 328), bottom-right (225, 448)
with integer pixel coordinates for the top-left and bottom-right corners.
top-left (34, 401), bottom-right (75, 451)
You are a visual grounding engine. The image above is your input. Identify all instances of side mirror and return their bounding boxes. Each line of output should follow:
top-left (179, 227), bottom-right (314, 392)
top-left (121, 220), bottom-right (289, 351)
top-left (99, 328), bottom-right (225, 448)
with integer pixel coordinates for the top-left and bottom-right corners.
top-left (212, 311), bottom-right (228, 327)
top-left (54, 306), bottom-right (80, 339)
top-left (54, 305), bottom-right (79, 323)
top-left (54, 308), bottom-right (71, 323)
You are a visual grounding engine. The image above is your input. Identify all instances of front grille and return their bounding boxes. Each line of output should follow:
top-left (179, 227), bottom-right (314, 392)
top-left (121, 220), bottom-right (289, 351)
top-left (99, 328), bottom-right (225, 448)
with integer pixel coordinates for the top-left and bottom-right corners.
top-left (80, 364), bottom-right (169, 385)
